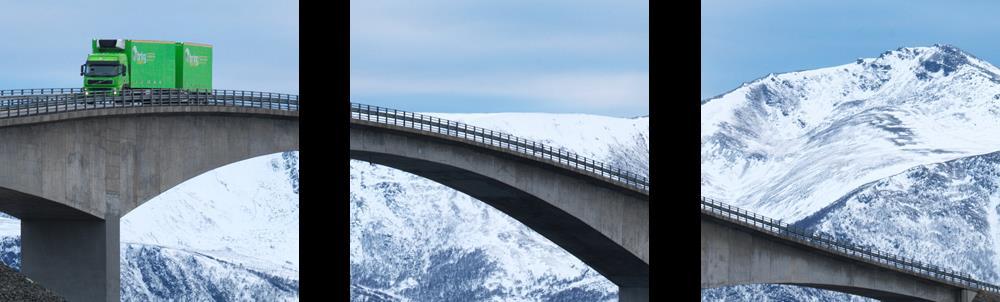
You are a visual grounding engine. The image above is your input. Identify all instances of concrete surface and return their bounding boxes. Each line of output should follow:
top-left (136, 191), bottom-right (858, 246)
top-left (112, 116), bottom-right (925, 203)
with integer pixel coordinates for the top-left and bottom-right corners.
top-left (0, 106), bottom-right (298, 301)
top-left (702, 214), bottom-right (986, 302)
top-left (350, 120), bottom-right (649, 300)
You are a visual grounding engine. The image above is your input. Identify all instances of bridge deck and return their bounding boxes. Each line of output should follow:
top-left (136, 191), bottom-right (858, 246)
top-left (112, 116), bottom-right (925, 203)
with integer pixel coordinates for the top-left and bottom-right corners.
top-left (702, 197), bottom-right (1000, 301)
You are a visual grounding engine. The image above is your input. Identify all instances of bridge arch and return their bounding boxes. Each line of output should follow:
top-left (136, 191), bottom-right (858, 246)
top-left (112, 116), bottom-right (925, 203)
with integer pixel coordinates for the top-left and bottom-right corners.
top-left (0, 106), bottom-right (298, 219)
top-left (350, 117), bottom-right (649, 300)
top-left (0, 105), bottom-right (297, 301)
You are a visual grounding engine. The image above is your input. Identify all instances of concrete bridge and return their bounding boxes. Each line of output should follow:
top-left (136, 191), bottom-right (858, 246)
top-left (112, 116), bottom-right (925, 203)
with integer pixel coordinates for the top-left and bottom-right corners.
top-left (349, 104), bottom-right (650, 302)
top-left (701, 198), bottom-right (1000, 302)
top-left (0, 89), bottom-right (298, 301)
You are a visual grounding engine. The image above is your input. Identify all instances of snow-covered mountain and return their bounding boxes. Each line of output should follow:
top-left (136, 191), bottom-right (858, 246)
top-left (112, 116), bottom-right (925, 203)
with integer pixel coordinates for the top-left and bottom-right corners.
top-left (0, 151), bottom-right (300, 301)
top-left (350, 113), bottom-right (648, 301)
top-left (702, 44), bottom-right (1000, 222)
top-left (120, 243), bottom-right (298, 301)
top-left (798, 150), bottom-right (1000, 283)
top-left (702, 45), bottom-right (1000, 300)
top-left (0, 109), bottom-right (649, 301)
top-left (121, 151), bottom-right (300, 279)
top-left (703, 150), bottom-right (1000, 301)
top-left (701, 284), bottom-right (874, 302)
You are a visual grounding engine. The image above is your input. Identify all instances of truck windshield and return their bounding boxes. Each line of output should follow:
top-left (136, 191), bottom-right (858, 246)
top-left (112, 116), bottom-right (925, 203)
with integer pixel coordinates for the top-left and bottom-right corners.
top-left (84, 63), bottom-right (120, 77)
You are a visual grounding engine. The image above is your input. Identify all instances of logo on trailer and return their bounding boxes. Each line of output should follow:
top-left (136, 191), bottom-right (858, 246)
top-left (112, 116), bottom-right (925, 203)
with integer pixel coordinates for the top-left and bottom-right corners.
top-left (132, 46), bottom-right (156, 64)
top-left (184, 48), bottom-right (209, 67)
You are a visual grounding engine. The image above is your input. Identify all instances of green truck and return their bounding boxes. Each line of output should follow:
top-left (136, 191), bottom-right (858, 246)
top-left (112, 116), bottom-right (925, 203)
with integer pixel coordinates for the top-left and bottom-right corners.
top-left (80, 39), bottom-right (212, 95)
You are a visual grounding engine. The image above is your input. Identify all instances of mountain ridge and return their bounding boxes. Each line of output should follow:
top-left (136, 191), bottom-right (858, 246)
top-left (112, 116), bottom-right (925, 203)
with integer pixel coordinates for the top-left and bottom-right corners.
top-left (701, 44), bottom-right (1000, 222)
top-left (702, 44), bottom-right (1000, 300)
top-left (702, 44), bottom-right (1000, 104)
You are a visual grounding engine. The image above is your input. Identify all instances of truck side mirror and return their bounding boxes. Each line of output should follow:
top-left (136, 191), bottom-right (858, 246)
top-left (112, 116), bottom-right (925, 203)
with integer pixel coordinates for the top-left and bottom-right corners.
top-left (80, 65), bottom-right (85, 76)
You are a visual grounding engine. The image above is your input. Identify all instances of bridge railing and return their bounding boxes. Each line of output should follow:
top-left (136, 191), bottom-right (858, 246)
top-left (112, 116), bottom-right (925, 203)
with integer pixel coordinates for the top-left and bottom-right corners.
top-left (0, 88), bottom-right (83, 97)
top-left (0, 89), bottom-right (298, 119)
top-left (350, 103), bottom-right (649, 193)
top-left (701, 197), bottom-right (1000, 294)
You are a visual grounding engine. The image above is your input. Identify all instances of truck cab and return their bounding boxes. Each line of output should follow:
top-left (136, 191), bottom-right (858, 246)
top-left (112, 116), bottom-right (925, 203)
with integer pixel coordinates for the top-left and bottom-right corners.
top-left (81, 39), bottom-right (129, 95)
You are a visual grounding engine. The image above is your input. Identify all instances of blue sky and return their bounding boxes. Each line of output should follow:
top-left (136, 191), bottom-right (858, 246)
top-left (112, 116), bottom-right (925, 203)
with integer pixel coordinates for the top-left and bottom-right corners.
top-left (702, 0), bottom-right (1000, 100)
top-left (350, 0), bottom-right (649, 117)
top-left (0, 0), bottom-right (298, 94)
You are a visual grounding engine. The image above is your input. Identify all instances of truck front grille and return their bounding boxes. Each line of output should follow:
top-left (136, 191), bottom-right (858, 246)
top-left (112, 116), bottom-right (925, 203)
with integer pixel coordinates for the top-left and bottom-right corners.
top-left (87, 79), bottom-right (113, 85)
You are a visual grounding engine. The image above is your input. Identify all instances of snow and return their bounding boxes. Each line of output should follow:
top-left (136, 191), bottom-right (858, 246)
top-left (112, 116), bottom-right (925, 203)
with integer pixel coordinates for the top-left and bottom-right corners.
top-left (0, 151), bottom-right (300, 299)
top-left (429, 112), bottom-right (648, 160)
top-left (702, 45), bottom-right (1000, 222)
top-left (0, 153), bottom-right (300, 275)
top-left (351, 112), bottom-right (647, 301)
top-left (702, 45), bottom-right (1000, 300)
top-left (120, 243), bottom-right (298, 301)
top-left (0, 91), bottom-right (647, 301)
top-left (800, 151), bottom-right (1000, 283)
top-left (120, 152), bottom-right (300, 279)
top-left (0, 217), bottom-right (17, 237)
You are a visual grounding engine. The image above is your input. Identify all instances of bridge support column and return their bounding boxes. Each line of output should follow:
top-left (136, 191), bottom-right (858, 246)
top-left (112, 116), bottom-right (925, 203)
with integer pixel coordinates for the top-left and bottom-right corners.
top-left (619, 287), bottom-right (648, 302)
top-left (960, 289), bottom-right (977, 302)
top-left (21, 214), bottom-right (120, 302)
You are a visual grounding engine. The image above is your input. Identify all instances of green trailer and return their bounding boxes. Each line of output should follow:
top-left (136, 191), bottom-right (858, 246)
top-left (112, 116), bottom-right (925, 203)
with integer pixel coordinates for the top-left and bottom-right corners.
top-left (177, 42), bottom-right (212, 90)
top-left (127, 40), bottom-right (177, 89)
top-left (81, 39), bottom-right (212, 94)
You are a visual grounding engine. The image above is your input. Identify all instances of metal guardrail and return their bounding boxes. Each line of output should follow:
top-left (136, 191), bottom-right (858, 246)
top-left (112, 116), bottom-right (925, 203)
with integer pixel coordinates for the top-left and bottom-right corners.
top-left (350, 103), bottom-right (650, 193)
top-left (0, 88), bottom-right (298, 119)
top-left (701, 197), bottom-right (1000, 294)
top-left (0, 88), bottom-right (82, 96)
